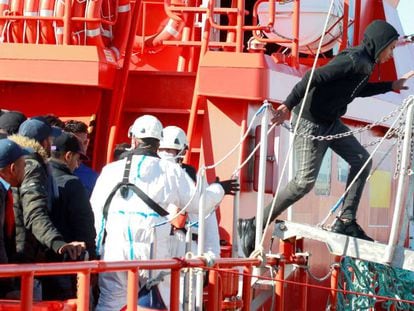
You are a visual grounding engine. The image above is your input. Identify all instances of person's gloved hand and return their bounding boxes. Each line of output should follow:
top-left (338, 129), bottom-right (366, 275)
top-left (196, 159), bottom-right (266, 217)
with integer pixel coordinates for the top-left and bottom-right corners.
top-left (215, 177), bottom-right (240, 195)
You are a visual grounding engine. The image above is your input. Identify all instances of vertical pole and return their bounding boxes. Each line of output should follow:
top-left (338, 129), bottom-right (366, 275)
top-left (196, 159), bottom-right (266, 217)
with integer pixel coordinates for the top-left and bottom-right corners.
top-left (127, 268), bottom-right (139, 311)
top-left (296, 239), bottom-right (307, 311)
top-left (63, 0), bottom-right (72, 44)
top-left (287, 120), bottom-right (294, 221)
top-left (20, 272), bottom-right (34, 311)
top-left (241, 266), bottom-right (252, 311)
top-left (276, 239), bottom-right (293, 311)
top-left (170, 268), bottom-right (181, 311)
top-left (330, 256), bottom-right (341, 311)
top-left (353, 0), bottom-right (361, 46)
top-left (275, 260), bottom-right (285, 311)
top-left (255, 102), bottom-right (270, 256)
top-left (77, 271), bottom-right (91, 311)
top-left (384, 98), bottom-right (414, 263)
top-left (339, 0), bottom-right (349, 51)
top-left (235, 0), bottom-right (244, 52)
top-left (232, 117), bottom-right (247, 257)
top-left (195, 173), bottom-right (207, 310)
top-left (177, 26), bottom-right (191, 72)
top-left (207, 269), bottom-right (219, 310)
top-left (291, 0), bottom-right (300, 68)
top-left (183, 229), bottom-right (193, 310)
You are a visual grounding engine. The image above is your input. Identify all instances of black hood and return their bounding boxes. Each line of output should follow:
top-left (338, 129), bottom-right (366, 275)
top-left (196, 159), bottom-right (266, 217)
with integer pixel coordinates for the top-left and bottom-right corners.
top-left (362, 20), bottom-right (399, 62)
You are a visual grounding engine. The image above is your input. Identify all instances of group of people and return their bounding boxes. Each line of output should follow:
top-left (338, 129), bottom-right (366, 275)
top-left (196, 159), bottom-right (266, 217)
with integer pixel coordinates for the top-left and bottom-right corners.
top-left (0, 112), bottom-right (97, 300)
top-left (0, 111), bottom-right (237, 309)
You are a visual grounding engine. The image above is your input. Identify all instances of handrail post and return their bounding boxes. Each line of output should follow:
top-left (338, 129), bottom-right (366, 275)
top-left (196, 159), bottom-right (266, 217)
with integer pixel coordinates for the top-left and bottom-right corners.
top-left (195, 173), bottom-right (207, 310)
top-left (384, 96), bottom-right (414, 263)
top-left (339, 0), bottom-right (349, 51)
top-left (126, 268), bottom-right (139, 311)
top-left (77, 270), bottom-right (91, 310)
top-left (170, 268), bottom-right (181, 311)
top-left (232, 116), bottom-right (247, 257)
top-left (291, 0), bottom-right (300, 68)
top-left (63, 0), bottom-right (72, 44)
top-left (242, 265), bottom-right (252, 311)
top-left (20, 272), bottom-right (34, 311)
top-left (235, 0), bottom-right (245, 52)
top-left (353, 0), bottom-right (361, 46)
top-left (207, 269), bottom-right (220, 310)
top-left (255, 101), bottom-right (270, 255)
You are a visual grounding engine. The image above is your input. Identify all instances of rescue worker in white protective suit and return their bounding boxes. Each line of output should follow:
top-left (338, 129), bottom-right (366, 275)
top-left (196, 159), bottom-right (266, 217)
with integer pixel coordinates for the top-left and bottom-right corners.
top-left (91, 115), bottom-right (227, 311)
top-left (159, 126), bottom-right (238, 258)
top-left (158, 126), bottom-right (239, 310)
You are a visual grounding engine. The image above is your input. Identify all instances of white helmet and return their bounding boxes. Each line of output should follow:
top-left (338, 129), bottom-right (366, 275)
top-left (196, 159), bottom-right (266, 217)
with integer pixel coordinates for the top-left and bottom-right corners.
top-left (129, 115), bottom-right (163, 140)
top-left (159, 126), bottom-right (188, 151)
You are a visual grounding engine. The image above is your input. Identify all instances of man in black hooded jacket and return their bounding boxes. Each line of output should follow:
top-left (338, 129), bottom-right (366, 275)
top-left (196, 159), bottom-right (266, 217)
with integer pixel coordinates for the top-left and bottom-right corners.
top-left (239, 20), bottom-right (414, 256)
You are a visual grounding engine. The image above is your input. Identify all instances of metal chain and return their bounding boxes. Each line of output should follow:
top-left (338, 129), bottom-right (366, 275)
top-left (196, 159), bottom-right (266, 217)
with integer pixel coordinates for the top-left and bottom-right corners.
top-left (395, 119), bottom-right (414, 177)
top-left (280, 97), bottom-right (414, 177)
top-left (394, 113), bottom-right (407, 179)
top-left (282, 101), bottom-right (408, 142)
top-left (294, 262), bottom-right (338, 283)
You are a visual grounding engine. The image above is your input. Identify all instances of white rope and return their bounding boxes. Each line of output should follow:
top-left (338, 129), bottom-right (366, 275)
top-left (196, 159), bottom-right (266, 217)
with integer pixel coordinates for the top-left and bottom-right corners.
top-left (204, 102), bottom-right (269, 171)
top-left (233, 122), bottom-right (278, 178)
top-left (152, 168), bottom-right (204, 229)
top-left (319, 100), bottom-right (409, 227)
top-left (260, 0), bottom-right (337, 247)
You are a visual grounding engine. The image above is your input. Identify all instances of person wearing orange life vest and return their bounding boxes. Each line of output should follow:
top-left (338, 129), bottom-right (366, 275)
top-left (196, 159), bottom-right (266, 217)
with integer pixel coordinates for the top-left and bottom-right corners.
top-left (91, 115), bottom-right (226, 310)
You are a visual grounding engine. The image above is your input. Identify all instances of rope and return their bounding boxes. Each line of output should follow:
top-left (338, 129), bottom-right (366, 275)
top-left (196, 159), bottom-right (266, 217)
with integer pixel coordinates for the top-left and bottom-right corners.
top-left (204, 101), bottom-right (269, 172)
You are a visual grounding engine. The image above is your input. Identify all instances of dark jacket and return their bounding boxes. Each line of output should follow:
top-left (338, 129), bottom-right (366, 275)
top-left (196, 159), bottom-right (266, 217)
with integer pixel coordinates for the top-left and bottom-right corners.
top-left (0, 182), bottom-right (9, 264)
top-left (49, 159), bottom-right (96, 259)
top-left (9, 135), bottom-right (66, 263)
top-left (286, 20), bottom-right (399, 124)
top-left (0, 181), bottom-right (16, 297)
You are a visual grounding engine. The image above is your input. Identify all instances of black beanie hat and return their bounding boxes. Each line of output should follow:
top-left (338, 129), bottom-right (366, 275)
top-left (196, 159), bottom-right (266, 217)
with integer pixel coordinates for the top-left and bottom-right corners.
top-left (0, 111), bottom-right (27, 135)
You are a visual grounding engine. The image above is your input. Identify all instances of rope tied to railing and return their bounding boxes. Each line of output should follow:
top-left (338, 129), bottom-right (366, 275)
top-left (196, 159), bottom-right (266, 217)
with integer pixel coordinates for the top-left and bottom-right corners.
top-left (249, 246), bottom-right (266, 268)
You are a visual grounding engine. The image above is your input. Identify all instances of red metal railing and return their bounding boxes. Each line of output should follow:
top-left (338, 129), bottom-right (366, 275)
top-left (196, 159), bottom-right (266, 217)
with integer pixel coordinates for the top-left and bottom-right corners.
top-left (0, 257), bottom-right (265, 311)
top-left (0, 1), bottom-right (118, 45)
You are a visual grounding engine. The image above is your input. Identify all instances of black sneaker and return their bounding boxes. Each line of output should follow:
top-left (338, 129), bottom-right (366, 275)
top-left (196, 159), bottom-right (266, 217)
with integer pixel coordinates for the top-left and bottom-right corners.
top-left (237, 217), bottom-right (256, 257)
top-left (331, 218), bottom-right (374, 242)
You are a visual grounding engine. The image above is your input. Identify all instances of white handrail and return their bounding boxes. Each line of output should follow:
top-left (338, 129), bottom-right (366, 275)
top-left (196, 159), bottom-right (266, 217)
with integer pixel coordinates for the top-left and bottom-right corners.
top-left (384, 96), bottom-right (414, 264)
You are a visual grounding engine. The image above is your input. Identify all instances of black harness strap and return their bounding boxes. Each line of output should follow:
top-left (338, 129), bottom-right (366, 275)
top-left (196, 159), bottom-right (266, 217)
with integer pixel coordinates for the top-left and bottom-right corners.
top-left (101, 153), bottom-right (169, 244)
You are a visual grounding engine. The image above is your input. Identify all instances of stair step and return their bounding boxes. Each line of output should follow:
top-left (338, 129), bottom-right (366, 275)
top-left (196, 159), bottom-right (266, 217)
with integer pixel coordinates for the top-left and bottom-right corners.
top-left (272, 221), bottom-right (414, 272)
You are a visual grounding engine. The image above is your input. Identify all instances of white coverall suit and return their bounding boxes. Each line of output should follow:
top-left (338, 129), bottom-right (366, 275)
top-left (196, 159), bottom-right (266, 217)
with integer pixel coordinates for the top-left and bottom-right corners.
top-left (91, 153), bottom-right (224, 311)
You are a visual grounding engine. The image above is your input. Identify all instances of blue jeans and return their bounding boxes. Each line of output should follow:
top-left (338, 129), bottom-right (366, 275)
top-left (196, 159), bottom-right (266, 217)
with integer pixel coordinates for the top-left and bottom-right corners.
top-left (263, 115), bottom-right (372, 225)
